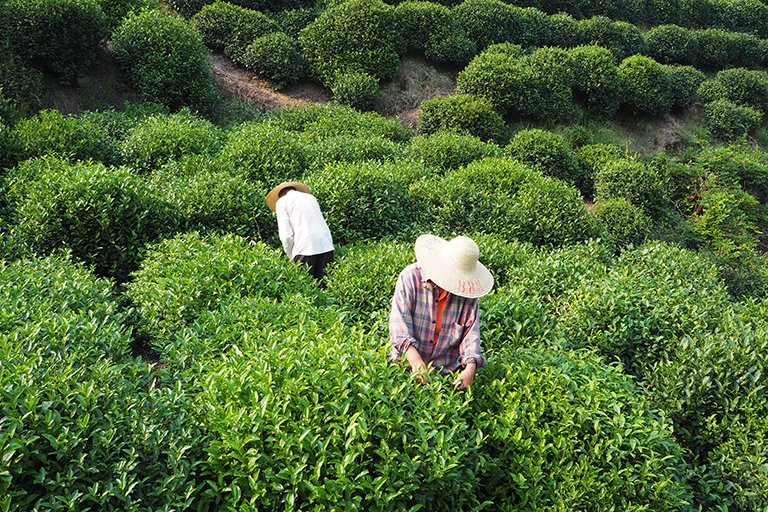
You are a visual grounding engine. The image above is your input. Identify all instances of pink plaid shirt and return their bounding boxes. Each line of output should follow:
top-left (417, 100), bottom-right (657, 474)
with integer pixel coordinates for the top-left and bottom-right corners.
top-left (389, 263), bottom-right (485, 373)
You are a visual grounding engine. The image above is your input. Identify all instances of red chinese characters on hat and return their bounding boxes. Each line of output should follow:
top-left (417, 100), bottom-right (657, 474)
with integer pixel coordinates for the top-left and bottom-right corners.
top-left (457, 278), bottom-right (484, 295)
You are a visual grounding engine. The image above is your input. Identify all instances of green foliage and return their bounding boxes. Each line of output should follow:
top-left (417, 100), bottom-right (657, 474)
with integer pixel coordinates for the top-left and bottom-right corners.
top-left (96, 0), bottom-right (151, 28)
top-left (593, 157), bottom-right (670, 215)
top-left (506, 128), bottom-right (587, 192)
top-left (406, 131), bottom-right (502, 172)
top-left (593, 197), bottom-right (652, 248)
top-left (667, 65), bottom-right (706, 110)
top-left (697, 68), bottom-right (768, 114)
top-left (219, 120), bottom-right (307, 183)
top-left (578, 16), bottom-right (646, 60)
top-left (394, 1), bottom-right (476, 64)
top-left (0, 0), bottom-right (109, 81)
top-left (617, 55), bottom-right (674, 116)
top-left (191, 1), bottom-right (279, 57)
top-left (704, 99), bottom-right (763, 140)
top-left (0, 121), bottom-right (22, 171)
top-left (645, 24), bottom-right (699, 65)
top-left (126, 231), bottom-right (322, 344)
top-left (568, 45), bottom-right (622, 117)
top-left (413, 157), bottom-right (598, 246)
top-left (303, 134), bottom-right (406, 172)
top-left (275, 6), bottom-right (318, 38)
top-left (305, 160), bottom-right (426, 244)
top-left (560, 242), bottom-right (731, 375)
top-left (147, 155), bottom-right (273, 241)
top-left (241, 32), bottom-right (305, 89)
top-left (690, 180), bottom-right (762, 255)
top-left (648, 25), bottom-right (767, 70)
top-left (451, 0), bottom-right (517, 50)
top-left (12, 109), bottom-right (122, 165)
top-left (543, 12), bottom-right (583, 48)
top-left (0, 43), bottom-right (45, 119)
top-left (120, 109), bottom-right (224, 172)
top-left (324, 239), bottom-right (414, 323)
top-left (418, 94), bottom-right (508, 144)
top-left (167, 0), bottom-right (213, 17)
top-left (0, 254), bottom-right (206, 511)
top-left (472, 346), bottom-right (694, 510)
top-left (6, 157), bottom-right (173, 281)
top-left (112, 8), bottom-right (220, 114)
top-left (331, 71), bottom-right (380, 111)
top-left (299, 0), bottom-right (400, 86)
top-left (687, 143), bottom-right (768, 202)
top-left (270, 104), bottom-right (412, 142)
top-left (77, 101), bottom-right (169, 141)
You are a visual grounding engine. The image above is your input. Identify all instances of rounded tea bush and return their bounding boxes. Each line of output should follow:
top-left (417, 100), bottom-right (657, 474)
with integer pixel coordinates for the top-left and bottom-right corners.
top-left (6, 157), bottom-right (173, 281)
top-left (568, 45), bottom-right (622, 117)
top-left (667, 64), bottom-right (706, 110)
top-left (452, 0), bottom-right (518, 51)
top-left (506, 128), bottom-right (586, 190)
top-left (218, 120), bottom-right (308, 183)
top-left (303, 134), bottom-right (406, 172)
top-left (12, 109), bottom-right (121, 165)
top-left (120, 109), bottom-right (225, 172)
top-left (696, 68), bottom-right (768, 114)
top-left (472, 346), bottom-right (694, 510)
top-left (578, 16), bottom-right (647, 60)
top-left (418, 94), bottom-right (507, 144)
top-left (299, 0), bottom-right (400, 86)
top-left (191, 1), bottom-right (280, 54)
top-left (126, 231), bottom-right (322, 344)
top-left (1, 0), bottom-right (109, 81)
top-left (0, 121), bottom-right (22, 171)
top-left (331, 70), bottom-right (380, 111)
top-left (705, 99), bottom-right (763, 140)
top-left (271, 104), bottom-right (412, 142)
top-left (304, 160), bottom-right (425, 244)
top-left (112, 8), bottom-right (219, 114)
top-left (593, 157), bottom-right (670, 215)
top-left (455, 49), bottom-right (533, 118)
top-left (147, 155), bottom-right (273, 241)
top-left (593, 196), bottom-right (652, 248)
top-left (241, 32), bottom-right (305, 89)
top-left (407, 130), bottom-right (502, 172)
top-left (617, 55), bottom-right (674, 116)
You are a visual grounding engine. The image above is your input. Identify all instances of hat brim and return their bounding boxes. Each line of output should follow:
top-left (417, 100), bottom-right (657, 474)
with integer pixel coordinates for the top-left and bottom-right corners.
top-left (415, 234), bottom-right (494, 298)
top-left (266, 181), bottom-right (311, 211)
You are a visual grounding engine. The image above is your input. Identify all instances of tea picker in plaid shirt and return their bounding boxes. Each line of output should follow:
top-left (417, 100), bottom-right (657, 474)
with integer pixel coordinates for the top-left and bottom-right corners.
top-left (389, 234), bottom-right (494, 390)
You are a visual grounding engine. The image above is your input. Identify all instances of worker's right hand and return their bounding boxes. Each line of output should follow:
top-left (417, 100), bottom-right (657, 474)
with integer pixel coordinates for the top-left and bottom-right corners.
top-left (410, 363), bottom-right (428, 385)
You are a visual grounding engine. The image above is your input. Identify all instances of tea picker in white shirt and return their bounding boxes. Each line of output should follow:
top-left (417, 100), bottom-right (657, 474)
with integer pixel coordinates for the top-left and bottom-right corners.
top-left (266, 181), bottom-right (335, 282)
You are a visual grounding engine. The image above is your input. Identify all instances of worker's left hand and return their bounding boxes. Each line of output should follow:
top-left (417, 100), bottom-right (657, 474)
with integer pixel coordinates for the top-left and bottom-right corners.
top-left (453, 366), bottom-right (476, 391)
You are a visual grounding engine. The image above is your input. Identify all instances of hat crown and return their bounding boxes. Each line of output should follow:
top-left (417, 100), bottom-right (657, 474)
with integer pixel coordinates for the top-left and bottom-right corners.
top-left (444, 236), bottom-right (480, 272)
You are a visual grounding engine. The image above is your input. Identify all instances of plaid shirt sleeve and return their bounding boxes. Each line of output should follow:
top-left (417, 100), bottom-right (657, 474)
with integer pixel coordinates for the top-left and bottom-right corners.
top-left (458, 301), bottom-right (485, 368)
top-left (389, 265), bottom-right (420, 361)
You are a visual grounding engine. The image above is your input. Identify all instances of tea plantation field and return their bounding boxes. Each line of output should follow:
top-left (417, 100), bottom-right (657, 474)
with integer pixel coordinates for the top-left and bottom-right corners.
top-left (2, 0), bottom-right (768, 510)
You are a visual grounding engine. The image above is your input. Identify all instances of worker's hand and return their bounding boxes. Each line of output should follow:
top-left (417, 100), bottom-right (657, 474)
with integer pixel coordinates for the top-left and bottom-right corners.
top-left (453, 363), bottom-right (477, 391)
top-left (405, 346), bottom-right (427, 385)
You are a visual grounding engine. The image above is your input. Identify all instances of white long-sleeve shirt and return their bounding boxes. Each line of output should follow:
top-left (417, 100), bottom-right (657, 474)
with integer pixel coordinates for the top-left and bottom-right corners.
top-left (275, 190), bottom-right (334, 259)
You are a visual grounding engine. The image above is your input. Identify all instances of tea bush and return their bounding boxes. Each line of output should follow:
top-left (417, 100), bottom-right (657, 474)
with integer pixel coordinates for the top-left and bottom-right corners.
top-left (543, 12), bottom-right (583, 48)
top-left (689, 183), bottom-right (762, 255)
top-left (147, 155), bottom-right (273, 240)
top-left (97, 0), bottom-right (150, 28)
top-left (575, 142), bottom-right (631, 178)
top-left (191, 1), bottom-right (280, 56)
top-left (126, 231), bottom-right (322, 344)
top-left (704, 99), bottom-right (763, 140)
top-left (12, 109), bottom-right (122, 165)
top-left (481, 284), bottom-right (557, 351)
top-left (406, 131), bottom-right (502, 172)
top-left (452, 0), bottom-right (518, 50)
top-left (323, 239), bottom-right (414, 324)
top-left (0, 42), bottom-right (45, 120)
top-left (472, 346), bottom-right (694, 510)
top-left (0, 0), bottom-right (109, 81)
top-left (192, 326), bottom-right (483, 510)
top-left (270, 104), bottom-right (412, 143)
top-left (0, 255), bottom-right (205, 511)
top-left (331, 71), bottom-right (380, 111)
top-left (688, 143), bottom-right (768, 202)
top-left (77, 102), bottom-right (169, 141)
top-left (241, 32), bottom-right (305, 89)
top-left (560, 242), bottom-right (731, 375)
top-left (667, 65), bottom-right (706, 110)
top-left (593, 157), bottom-right (671, 215)
top-left (299, 0), bottom-right (400, 86)
top-left (418, 94), bottom-right (508, 144)
top-left (6, 157), bottom-right (173, 281)
top-left (0, 122), bottom-right (21, 171)
top-left (305, 160), bottom-right (426, 244)
top-left (112, 9), bottom-right (220, 114)
top-left (394, 1), bottom-right (475, 63)
top-left (218, 120), bottom-right (307, 183)
top-left (121, 110), bottom-right (225, 172)
top-left (593, 197), bottom-right (652, 248)
top-left (506, 128), bottom-right (587, 191)
top-left (568, 45), bottom-right (622, 117)
top-left (275, 6), bottom-right (318, 38)
top-left (304, 134), bottom-right (405, 172)
top-left (578, 16), bottom-right (646, 60)
top-left (167, 0), bottom-right (212, 17)
top-left (697, 68), bottom-right (768, 114)
top-left (645, 24), bottom-right (698, 65)
top-left (617, 55), bottom-right (674, 116)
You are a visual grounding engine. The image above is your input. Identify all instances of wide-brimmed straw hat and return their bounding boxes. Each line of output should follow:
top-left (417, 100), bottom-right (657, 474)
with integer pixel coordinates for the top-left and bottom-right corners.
top-left (266, 181), bottom-right (311, 211)
top-left (415, 234), bottom-right (494, 298)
